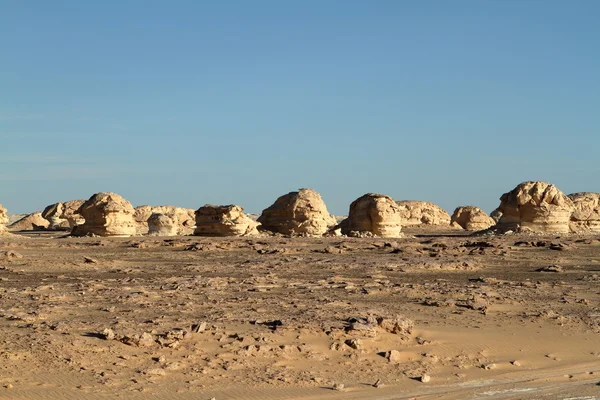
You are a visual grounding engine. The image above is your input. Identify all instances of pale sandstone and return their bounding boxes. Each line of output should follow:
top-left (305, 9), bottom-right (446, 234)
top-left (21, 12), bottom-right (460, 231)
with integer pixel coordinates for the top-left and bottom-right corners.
top-left (494, 181), bottom-right (574, 233)
top-left (258, 188), bottom-right (336, 236)
top-left (7, 212), bottom-right (49, 231)
top-left (451, 206), bottom-right (495, 231)
top-left (396, 200), bottom-right (451, 226)
top-left (341, 193), bottom-right (403, 238)
top-left (194, 205), bottom-right (259, 237)
top-left (72, 192), bottom-right (137, 237)
top-left (568, 192), bottom-right (600, 232)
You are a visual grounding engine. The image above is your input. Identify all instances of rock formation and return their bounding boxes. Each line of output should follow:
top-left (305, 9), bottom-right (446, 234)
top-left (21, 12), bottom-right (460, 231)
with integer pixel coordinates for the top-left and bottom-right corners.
top-left (7, 212), bottom-right (49, 231)
top-left (42, 200), bottom-right (85, 230)
top-left (72, 192), bottom-right (137, 237)
top-left (490, 208), bottom-right (503, 223)
top-left (257, 188), bottom-right (336, 236)
top-left (494, 181), bottom-right (574, 233)
top-left (450, 206), bottom-right (495, 231)
top-left (194, 205), bottom-right (259, 237)
top-left (0, 204), bottom-right (8, 234)
top-left (134, 205), bottom-right (195, 235)
top-left (568, 192), bottom-right (600, 232)
top-left (341, 193), bottom-right (403, 237)
top-left (147, 213), bottom-right (179, 236)
top-left (396, 200), bottom-right (451, 226)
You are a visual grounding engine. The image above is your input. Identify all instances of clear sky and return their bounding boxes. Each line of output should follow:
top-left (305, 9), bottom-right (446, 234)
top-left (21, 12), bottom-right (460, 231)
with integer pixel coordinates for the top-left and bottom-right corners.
top-left (1, 1), bottom-right (599, 215)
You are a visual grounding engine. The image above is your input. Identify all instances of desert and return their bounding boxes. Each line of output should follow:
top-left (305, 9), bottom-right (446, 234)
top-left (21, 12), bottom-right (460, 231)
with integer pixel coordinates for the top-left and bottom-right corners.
top-left (1, 183), bottom-right (599, 399)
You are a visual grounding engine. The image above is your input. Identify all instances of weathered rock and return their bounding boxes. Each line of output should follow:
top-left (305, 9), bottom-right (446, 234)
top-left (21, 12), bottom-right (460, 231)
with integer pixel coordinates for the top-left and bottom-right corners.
top-left (257, 188), bottom-right (336, 236)
top-left (396, 200), bottom-right (451, 226)
top-left (341, 194), bottom-right (403, 238)
top-left (490, 208), bottom-right (503, 223)
top-left (148, 213), bottom-right (179, 236)
top-left (494, 182), bottom-right (574, 233)
top-left (0, 204), bottom-right (8, 234)
top-left (42, 200), bottom-right (85, 230)
top-left (71, 192), bottom-right (137, 237)
top-left (451, 206), bottom-right (495, 231)
top-left (194, 205), bottom-right (259, 237)
top-left (134, 205), bottom-right (195, 235)
top-left (568, 192), bottom-right (600, 232)
top-left (7, 212), bottom-right (49, 231)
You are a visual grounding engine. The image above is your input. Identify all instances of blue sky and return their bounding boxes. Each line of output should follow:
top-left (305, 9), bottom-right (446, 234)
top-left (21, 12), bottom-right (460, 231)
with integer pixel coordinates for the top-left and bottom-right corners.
top-left (2, 1), bottom-right (599, 215)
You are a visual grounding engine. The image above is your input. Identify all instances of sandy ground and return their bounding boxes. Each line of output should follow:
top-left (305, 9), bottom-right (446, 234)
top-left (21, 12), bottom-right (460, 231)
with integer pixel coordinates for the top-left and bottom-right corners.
top-left (0, 228), bottom-right (599, 399)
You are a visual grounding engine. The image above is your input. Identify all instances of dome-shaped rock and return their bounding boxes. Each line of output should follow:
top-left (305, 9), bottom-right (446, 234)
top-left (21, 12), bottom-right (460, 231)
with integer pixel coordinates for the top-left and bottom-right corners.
top-left (396, 200), bottom-right (451, 226)
top-left (341, 193), bottom-right (403, 237)
top-left (257, 188), bottom-right (336, 236)
top-left (451, 206), bottom-right (495, 231)
top-left (134, 205), bottom-right (195, 235)
top-left (494, 181), bottom-right (574, 233)
top-left (194, 205), bottom-right (259, 237)
top-left (72, 192), bottom-right (137, 237)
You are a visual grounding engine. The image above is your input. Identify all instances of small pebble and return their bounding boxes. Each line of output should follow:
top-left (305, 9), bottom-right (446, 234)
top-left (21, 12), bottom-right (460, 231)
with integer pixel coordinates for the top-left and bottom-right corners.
top-left (421, 374), bottom-right (431, 383)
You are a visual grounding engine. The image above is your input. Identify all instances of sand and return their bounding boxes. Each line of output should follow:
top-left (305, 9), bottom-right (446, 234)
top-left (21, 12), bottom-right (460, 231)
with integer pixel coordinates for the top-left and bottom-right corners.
top-left (0, 228), bottom-right (599, 399)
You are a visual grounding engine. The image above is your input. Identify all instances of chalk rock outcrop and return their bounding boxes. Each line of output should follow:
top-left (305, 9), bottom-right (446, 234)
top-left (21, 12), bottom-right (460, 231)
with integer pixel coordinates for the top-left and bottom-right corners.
top-left (494, 181), bottom-right (574, 233)
top-left (341, 193), bottom-right (403, 237)
top-left (450, 206), bottom-right (495, 231)
top-left (134, 205), bottom-right (195, 235)
top-left (42, 200), bottom-right (85, 230)
top-left (147, 213), bottom-right (179, 236)
top-left (7, 212), bottom-right (49, 231)
top-left (396, 200), bottom-right (451, 226)
top-left (568, 192), bottom-right (600, 232)
top-left (72, 192), bottom-right (137, 237)
top-left (0, 204), bottom-right (8, 233)
top-left (194, 205), bottom-right (259, 237)
top-left (257, 188), bottom-right (336, 236)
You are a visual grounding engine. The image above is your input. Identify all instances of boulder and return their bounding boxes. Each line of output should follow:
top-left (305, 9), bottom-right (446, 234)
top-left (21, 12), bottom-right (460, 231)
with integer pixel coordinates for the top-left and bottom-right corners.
top-left (134, 205), bottom-right (195, 235)
top-left (7, 212), bottom-right (49, 231)
top-left (42, 200), bottom-right (85, 230)
top-left (257, 188), bottom-right (336, 236)
top-left (72, 192), bottom-right (137, 237)
top-left (147, 213), bottom-right (179, 236)
top-left (396, 200), bottom-right (451, 226)
top-left (194, 205), bottom-right (259, 237)
top-left (341, 193), bottom-right (403, 237)
top-left (450, 206), bottom-right (495, 231)
top-left (494, 181), bottom-right (574, 233)
top-left (568, 192), bottom-right (600, 232)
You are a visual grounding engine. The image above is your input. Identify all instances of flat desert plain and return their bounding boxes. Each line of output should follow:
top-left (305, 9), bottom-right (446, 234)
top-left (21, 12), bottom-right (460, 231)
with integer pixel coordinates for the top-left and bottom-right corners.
top-left (0, 228), bottom-right (599, 399)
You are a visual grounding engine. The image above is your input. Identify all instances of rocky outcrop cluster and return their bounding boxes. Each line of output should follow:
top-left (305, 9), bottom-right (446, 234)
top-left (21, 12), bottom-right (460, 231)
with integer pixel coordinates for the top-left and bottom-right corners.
top-left (567, 192), bottom-right (600, 232)
top-left (134, 205), bottom-right (195, 236)
top-left (450, 206), bottom-right (495, 231)
top-left (396, 200), bottom-right (450, 226)
top-left (341, 193), bottom-right (403, 237)
top-left (72, 192), bottom-right (137, 237)
top-left (41, 200), bottom-right (85, 230)
top-left (7, 212), bottom-right (49, 231)
top-left (257, 188), bottom-right (336, 236)
top-left (194, 205), bottom-right (259, 237)
top-left (494, 181), bottom-right (574, 233)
